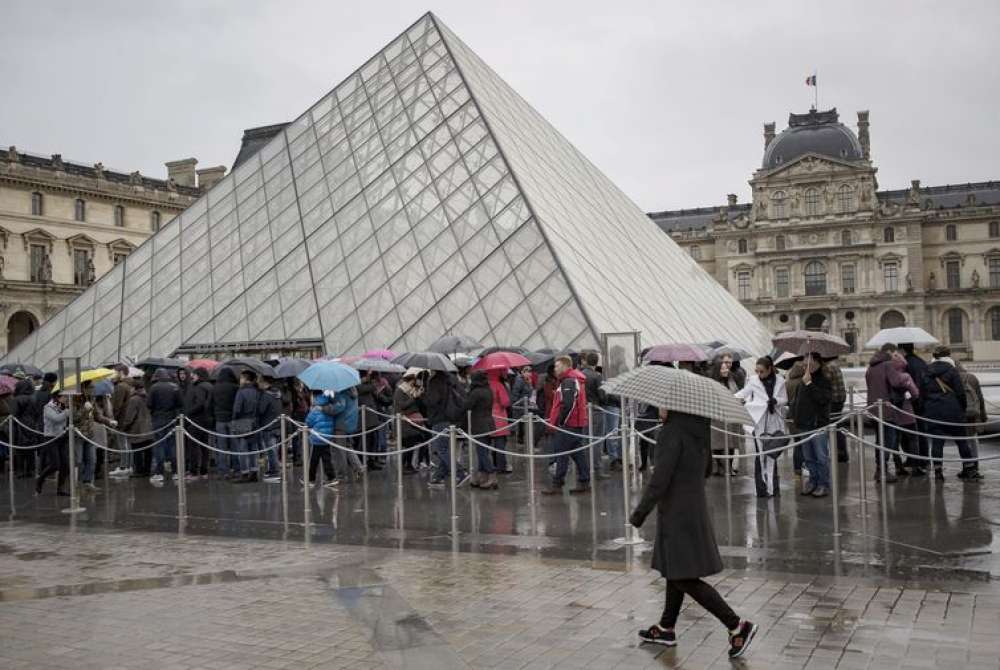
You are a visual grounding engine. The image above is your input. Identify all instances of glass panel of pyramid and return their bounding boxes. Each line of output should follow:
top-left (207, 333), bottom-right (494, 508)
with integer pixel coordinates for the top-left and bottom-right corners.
top-left (1, 12), bottom-right (770, 371)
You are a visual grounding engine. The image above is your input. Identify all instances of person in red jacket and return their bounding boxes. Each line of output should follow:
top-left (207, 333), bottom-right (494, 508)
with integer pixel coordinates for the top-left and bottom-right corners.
top-left (541, 356), bottom-right (591, 494)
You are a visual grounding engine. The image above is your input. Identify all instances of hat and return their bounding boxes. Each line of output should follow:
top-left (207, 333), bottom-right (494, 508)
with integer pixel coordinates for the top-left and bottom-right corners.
top-left (43, 372), bottom-right (58, 384)
top-left (932, 345), bottom-right (951, 359)
top-left (403, 367), bottom-right (423, 379)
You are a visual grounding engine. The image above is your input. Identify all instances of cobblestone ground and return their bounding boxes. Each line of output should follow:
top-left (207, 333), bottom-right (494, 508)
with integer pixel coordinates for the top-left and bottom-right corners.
top-left (2, 524), bottom-right (999, 669)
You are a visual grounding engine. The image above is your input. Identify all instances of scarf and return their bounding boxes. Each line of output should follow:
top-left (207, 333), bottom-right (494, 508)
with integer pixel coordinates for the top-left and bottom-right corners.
top-left (761, 372), bottom-right (778, 414)
top-left (399, 379), bottom-right (422, 398)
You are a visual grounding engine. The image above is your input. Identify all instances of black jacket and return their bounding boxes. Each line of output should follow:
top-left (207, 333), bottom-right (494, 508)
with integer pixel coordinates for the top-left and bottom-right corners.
top-left (463, 372), bottom-right (496, 436)
top-left (630, 412), bottom-right (723, 580)
top-left (920, 360), bottom-right (966, 425)
top-left (184, 379), bottom-right (214, 428)
top-left (580, 367), bottom-right (605, 408)
top-left (905, 353), bottom-right (930, 412)
top-left (256, 387), bottom-right (282, 429)
top-left (790, 366), bottom-right (832, 430)
top-left (146, 369), bottom-right (184, 427)
top-left (212, 367), bottom-right (240, 423)
top-left (422, 373), bottom-right (452, 426)
top-left (10, 380), bottom-right (37, 444)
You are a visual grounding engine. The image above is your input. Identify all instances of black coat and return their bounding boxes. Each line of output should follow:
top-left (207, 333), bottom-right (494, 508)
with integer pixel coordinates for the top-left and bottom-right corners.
top-left (147, 369), bottom-right (184, 427)
top-left (256, 387), bottom-right (282, 429)
top-left (184, 379), bottom-right (214, 428)
top-left (630, 412), bottom-right (723, 580)
top-left (905, 353), bottom-right (930, 413)
top-left (790, 366), bottom-right (832, 430)
top-left (920, 360), bottom-right (966, 425)
top-left (463, 372), bottom-right (496, 437)
top-left (212, 368), bottom-right (240, 423)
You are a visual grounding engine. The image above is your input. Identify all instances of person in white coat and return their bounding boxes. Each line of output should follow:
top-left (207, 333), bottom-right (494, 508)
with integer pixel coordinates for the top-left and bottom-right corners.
top-left (735, 356), bottom-right (788, 497)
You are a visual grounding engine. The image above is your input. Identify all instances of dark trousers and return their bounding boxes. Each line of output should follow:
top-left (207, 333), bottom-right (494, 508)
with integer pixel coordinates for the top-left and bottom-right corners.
top-left (898, 419), bottom-right (929, 466)
top-left (661, 578), bottom-right (740, 630)
top-left (187, 423), bottom-right (210, 475)
top-left (132, 441), bottom-right (152, 476)
top-left (402, 434), bottom-right (428, 469)
top-left (308, 442), bottom-right (336, 482)
top-left (36, 434), bottom-right (69, 492)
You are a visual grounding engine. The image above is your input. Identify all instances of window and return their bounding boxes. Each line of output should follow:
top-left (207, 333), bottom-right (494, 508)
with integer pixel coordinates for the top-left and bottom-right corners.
top-left (804, 188), bottom-right (820, 216)
top-left (114, 205), bottom-right (125, 227)
top-left (841, 264), bottom-right (856, 294)
top-left (737, 271), bottom-right (751, 300)
top-left (990, 257), bottom-right (1000, 288)
top-left (113, 252), bottom-right (128, 266)
top-left (883, 226), bottom-right (895, 243)
top-left (946, 260), bottom-right (961, 289)
top-left (946, 224), bottom-right (957, 242)
top-left (947, 309), bottom-right (964, 344)
top-left (880, 310), bottom-right (906, 329)
top-left (738, 238), bottom-right (748, 254)
top-left (74, 198), bottom-right (86, 222)
top-left (804, 313), bottom-right (826, 331)
top-left (837, 184), bottom-right (853, 213)
top-left (689, 245), bottom-right (701, 260)
top-left (775, 235), bottom-right (785, 252)
top-left (73, 249), bottom-right (90, 286)
top-left (990, 221), bottom-right (1000, 238)
top-left (844, 331), bottom-right (858, 353)
top-left (772, 191), bottom-right (786, 219)
top-left (804, 260), bottom-right (826, 295)
top-left (990, 307), bottom-right (1000, 341)
top-left (841, 230), bottom-right (852, 246)
top-left (151, 210), bottom-right (161, 232)
top-left (29, 244), bottom-right (46, 282)
top-left (775, 268), bottom-right (789, 298)
top-left (883, 261), bottom-right (899, 292)
top-left (31, 192), bottom-right (43, 216)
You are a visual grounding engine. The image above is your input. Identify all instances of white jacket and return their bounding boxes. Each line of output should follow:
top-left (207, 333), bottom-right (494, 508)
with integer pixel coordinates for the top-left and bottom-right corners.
top-left (735, 374), bottom-right (787, 436)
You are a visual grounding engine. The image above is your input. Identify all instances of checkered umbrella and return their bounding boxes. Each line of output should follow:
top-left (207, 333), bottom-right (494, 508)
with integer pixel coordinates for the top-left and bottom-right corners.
top-left (602, 365), bottom-right (751, 424)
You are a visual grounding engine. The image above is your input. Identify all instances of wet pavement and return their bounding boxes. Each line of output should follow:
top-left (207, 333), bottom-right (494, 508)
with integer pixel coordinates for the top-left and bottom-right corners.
top-left (2, 439), bottom-right (1000, 668)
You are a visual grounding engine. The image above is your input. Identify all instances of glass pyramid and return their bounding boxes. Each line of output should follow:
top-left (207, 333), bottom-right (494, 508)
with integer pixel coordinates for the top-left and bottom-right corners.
top-left (2, 13), bottom-right (771, 371)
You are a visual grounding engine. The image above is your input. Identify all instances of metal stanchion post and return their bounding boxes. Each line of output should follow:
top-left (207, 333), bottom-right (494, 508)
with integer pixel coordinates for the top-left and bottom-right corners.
top-left (360, 409), bottom-right (368, 489)
top-left (301, 425), bottom-right (311, 517)
top-left (856, 404), bottom-right (867, 512)
top-left (614, 398), bottom-right (641, 545)
top-left (527, 413), bottom-right (537, 536)
top-left (587, 403), bottom-right (595, 483)
top-left (175, 418), bottom-right (187, 521)
top-left (395, 414), bottom-right (404, 500)
top-left (449, 425), bottom-right (458, 524)
top-left (467, 410), bottom-right (477, 474)
top-left (279, 415), bottom-right (288, 529)
top-left (723, 428), bottom-right (732, 490)
top-left (8, 418), bottom-right (16, 515)
top-left (828, 424), bottom-right (840, 537)
top-left (877, 400), bottom-right (887, 504)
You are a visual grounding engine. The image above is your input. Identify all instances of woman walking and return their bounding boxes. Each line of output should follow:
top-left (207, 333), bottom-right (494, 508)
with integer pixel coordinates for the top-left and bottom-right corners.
top-left (736, 356), bottom-right (787, 497)
top-left (630, 408), bottom-right (758, 658)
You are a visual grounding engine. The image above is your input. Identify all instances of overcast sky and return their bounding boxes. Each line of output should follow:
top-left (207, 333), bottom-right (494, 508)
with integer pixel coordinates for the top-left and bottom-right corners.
top-left (3, 0), bottom-right (998, 211)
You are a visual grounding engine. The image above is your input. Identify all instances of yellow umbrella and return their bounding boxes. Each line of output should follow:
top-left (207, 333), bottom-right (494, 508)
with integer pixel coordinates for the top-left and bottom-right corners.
top-left (53, 367), bottom-right (115, 393)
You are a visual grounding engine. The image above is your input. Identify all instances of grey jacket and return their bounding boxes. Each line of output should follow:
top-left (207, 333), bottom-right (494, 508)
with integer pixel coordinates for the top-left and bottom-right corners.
top-left (43, 401), bottom-right (69, 436)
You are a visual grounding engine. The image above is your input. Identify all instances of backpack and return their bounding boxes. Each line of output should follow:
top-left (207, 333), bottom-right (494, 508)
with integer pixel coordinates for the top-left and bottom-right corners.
top-left (962, 375), bottom-right (982, 422)
top-left (445, 381), bottom-right (467, 424)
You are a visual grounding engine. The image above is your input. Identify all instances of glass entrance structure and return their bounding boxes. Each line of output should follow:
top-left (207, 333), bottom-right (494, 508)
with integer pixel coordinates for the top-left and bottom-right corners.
top-left (2, 13), bottom-right (771, 370)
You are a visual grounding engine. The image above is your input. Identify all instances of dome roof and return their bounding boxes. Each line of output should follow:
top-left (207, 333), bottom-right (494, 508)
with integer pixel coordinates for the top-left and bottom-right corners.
top-left (762, 108), bottom-right (863, 169)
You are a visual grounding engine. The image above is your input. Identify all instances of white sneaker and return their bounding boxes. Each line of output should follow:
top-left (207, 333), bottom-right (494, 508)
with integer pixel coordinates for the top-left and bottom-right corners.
top-left (83, 482), bottom-right (100, 492)
top-left (149, 474), bottom-right (164, 484)
top-left (110, 467), bottom-right (130, 478)
top-left (300, 478), bottom-right (314, 488)
top-left (263, 475), bottom-right (281, 484)
top-left (418, 462), bottom-right (429, 470)
top-left (323, 479), bottom-right (341, 488)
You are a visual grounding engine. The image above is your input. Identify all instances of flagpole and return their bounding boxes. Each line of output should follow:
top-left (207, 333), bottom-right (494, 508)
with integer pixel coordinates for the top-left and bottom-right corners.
top-left (814, 69), bottom-right (818, 110)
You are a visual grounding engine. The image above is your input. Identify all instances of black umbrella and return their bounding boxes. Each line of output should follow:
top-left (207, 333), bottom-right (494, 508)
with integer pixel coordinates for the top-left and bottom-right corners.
top-left (0, 362), bottom-right (44, 378)
top-left (391, 351), bottom-right (457, 373)
top-left (478, 345), bottom-right (530, 357)
top-left (427, 335), bottom-right (484, 354)
top-left (216, 357), bottom-right (276, 379)
top-left (272, 357), bottom-right (313, 379)
top-left (136, 356), bottom-right (185, 370)
top-left (528, 348), bottom-right (579, 368)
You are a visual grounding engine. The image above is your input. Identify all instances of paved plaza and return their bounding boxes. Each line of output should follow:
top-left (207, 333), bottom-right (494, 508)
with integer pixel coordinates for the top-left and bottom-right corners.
top-left (3, 438), bottom-right (1000, 669)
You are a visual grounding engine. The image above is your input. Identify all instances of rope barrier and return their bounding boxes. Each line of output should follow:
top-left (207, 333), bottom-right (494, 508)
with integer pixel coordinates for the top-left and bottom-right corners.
top-left (842, 428), bottom-right (993, 464)
top-left (9, 416), bottom-right (49, 436)
top-left (883, 403), bottom-right (996, 428)
top-left (863, 412), bottom-right (997, 440)
top-left (73, 428), bottom-right (169, 453)
top-left (103, 423), bottom-right (163, 439)
top-left (714, 429), bottom-right (825, 459)
top-left (285, 415), bottom-right (395, 438)
top-left (307, 427), bottom-right (435, 457)
top-left (0, 431), bottom-right (69, 450)
top-left (188, 415), bottom-right (282, 439)
top-left (459, 429), bottom-right (605, 459)
top-left (184, 429), bottom-right (292, 457)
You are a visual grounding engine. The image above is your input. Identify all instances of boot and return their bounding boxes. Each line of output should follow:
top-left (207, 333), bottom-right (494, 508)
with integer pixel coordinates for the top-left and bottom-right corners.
top-left (483, 472), bottom-right (499, 490)
top-left (469, 472), bottom-right (482, 488)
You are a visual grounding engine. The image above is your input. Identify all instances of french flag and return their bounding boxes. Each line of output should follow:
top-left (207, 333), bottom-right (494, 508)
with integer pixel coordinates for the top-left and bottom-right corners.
top-left (805, 74), bottom-right (817, 86)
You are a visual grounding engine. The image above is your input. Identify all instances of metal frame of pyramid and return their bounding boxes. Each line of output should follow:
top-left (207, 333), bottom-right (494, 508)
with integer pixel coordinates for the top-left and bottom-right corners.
top-left (2, 13), bottom-right (771, 370)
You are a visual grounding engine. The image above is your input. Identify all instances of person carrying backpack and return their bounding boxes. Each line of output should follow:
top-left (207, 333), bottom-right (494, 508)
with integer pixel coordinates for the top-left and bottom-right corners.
top-left (955, 362), bottom-right (985, 481)
top-left (919, 346), bottom-right (970, 480)
top-left (425, 370), bottom-right (471, 488)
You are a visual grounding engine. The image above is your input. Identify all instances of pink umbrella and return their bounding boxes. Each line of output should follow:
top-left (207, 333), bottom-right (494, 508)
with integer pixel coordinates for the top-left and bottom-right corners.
top-left (473, 351), bottom-right (532, 372)
top-left (642, 343), bottom-right (709, 364)
top-left (0, 374), bottom-right (18, 396)
top-left (362, 348), bottom-right (397, 361)
top-left (186, 359), bottom-right (220, 372)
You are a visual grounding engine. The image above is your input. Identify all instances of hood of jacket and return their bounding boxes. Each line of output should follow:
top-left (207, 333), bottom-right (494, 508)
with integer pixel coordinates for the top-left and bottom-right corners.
top-left (868, 351), bottom-right (892, 368)
top-left (313, 393), bottom-right (331, 406)
top-left (559, 368), bottom-right (587, 383)
top-left (216, 367), bottom-right (238, 384)
top-left (470, 371), bottom-right (489, 387)
top-left (152, 368), bottom-right (174, 383)
top-left (14, 379), bottom-right (34, 396)
top-left (927, 359), bottom-right (954, 378)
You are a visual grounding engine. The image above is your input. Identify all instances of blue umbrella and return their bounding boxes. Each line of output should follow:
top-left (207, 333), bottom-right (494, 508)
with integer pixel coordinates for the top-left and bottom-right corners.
top-left (297, 360), bottom-right (360, 392)
top-left (93, 379), bottom-right (114, 396)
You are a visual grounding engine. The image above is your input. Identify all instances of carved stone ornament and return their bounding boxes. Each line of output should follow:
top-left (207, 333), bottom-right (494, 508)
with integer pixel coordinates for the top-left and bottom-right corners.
top-left (5, 146), bottom-right (16, 162)
top-left (928, 272), bottom-right (937, 291)
top-left (166, 177), bottom-right (177, 192)
top-left (94, 162), bottom-right (105, 179)
top-left (972, 269), bottom-right (981, 288)
top-left (129, 171), bottom-right (143, 186)
top-left (50, 154), bottom-right (64, 170)
top-left (733, 213), bottom-right (750, 229)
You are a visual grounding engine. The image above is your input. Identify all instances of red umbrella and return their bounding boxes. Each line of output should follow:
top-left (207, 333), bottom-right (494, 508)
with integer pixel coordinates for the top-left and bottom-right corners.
top-left (643, 343), bottom-right (709, 364)
top-left (362, 348), bottom-right (397, 361)
top-left (186, 359), bottom-right (220, 372)
top-left (473, 351), bottom-right (531, 372)
top-left (0, 374), bottom-right (18, 396)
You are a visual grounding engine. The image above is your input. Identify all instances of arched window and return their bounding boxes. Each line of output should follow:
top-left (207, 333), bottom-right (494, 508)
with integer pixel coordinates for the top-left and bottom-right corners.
top-left (31, 192), bottom-right (43, 216)
top-left (804, 188), bottom-right (820, 216)
top-left (775, 235), bottom-right (785, 251)
top-left (804, 313), bottom-right (826, 331)
top-left (946, 224), bottom-right (957, 242)
top-left (880, 310), bottom-right (906, 329)
top-left (772, 191), bottom-right (786, 219)
top-left (804, 260), bottom-right (826, 295)
top-left (883, 226), bottom-right (895, 243)
top-left (990, 221), bottom-right (1000, 238)
top-left (945, 308), bottom-right (965, 344)
top-left (74, 198), bottom-right (86, 222)
top-left (151, 210), bottom-right (161, 232)
top-left (837, 184), bottom-right (853, 213)
top-left (738, 238), bottom-right (748, 254)
top-left (114, 205), bottom-right (125, 227)
top-left (989, 307), bottom-right (1000, 341)
top-left (689, 245), bottom-right (701, 260)
top-left (841, 230), bottom-right (852, 246)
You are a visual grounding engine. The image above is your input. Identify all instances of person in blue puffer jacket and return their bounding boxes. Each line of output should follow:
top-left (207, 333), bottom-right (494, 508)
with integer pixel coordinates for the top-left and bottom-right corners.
top-left (321, 388), bottom-right (363, 479)
top-left (305, 392), bottom-right (338, 487)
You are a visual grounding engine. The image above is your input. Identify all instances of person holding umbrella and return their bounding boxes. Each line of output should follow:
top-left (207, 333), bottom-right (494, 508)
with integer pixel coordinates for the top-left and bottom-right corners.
top-left (791, 352), bottom-right (834, 497)
top-left (610, 366), bottom-right (758, 657)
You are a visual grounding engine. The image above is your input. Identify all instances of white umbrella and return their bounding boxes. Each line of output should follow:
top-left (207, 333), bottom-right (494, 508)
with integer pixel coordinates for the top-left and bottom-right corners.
top-left (865, 327), bottom-right (938, 349)
top-left (772, 330), bottom-right (850, 358)
top-left (602, 365), bottom-right (752, 425)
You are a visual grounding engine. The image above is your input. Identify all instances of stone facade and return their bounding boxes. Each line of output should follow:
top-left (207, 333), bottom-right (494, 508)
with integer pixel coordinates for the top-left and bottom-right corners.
top-left (0, 147), bottom-right (220, 356)
top-left (650, 108), bottom-right (1000, 364)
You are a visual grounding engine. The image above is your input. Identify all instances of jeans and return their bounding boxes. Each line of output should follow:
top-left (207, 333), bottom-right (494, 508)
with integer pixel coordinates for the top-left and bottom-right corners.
top-left (492, 435), bottom-right (508, 471)
top-left (602, 406), bottom-right (621, 461)
top-left (260, 429), bottom-right (280, 475)
top-left (929, 425), bottom-right (977, 470)
top-left (431, 422), bottom-right (465, 481)
top-left (151, 421), bottom-right (176, 476)
top-left (551, 427), bottom-right (589, 486)
top-left (214, 421), bottom-right (238, 474)
top-left (661, 579), bottom-right (740, 630)
top-left (801, 431), bottom-right (830, 489)
top-left (76, 437), bottom-right (95, 483)
top-left (588, 412), bottom-right (604, 473)
top-left (238, 433), bottom-right (259, 473)
top-left (874, 424), bottom-right (898, 473)
top-left (476, 436), bottom-right (496, 474)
